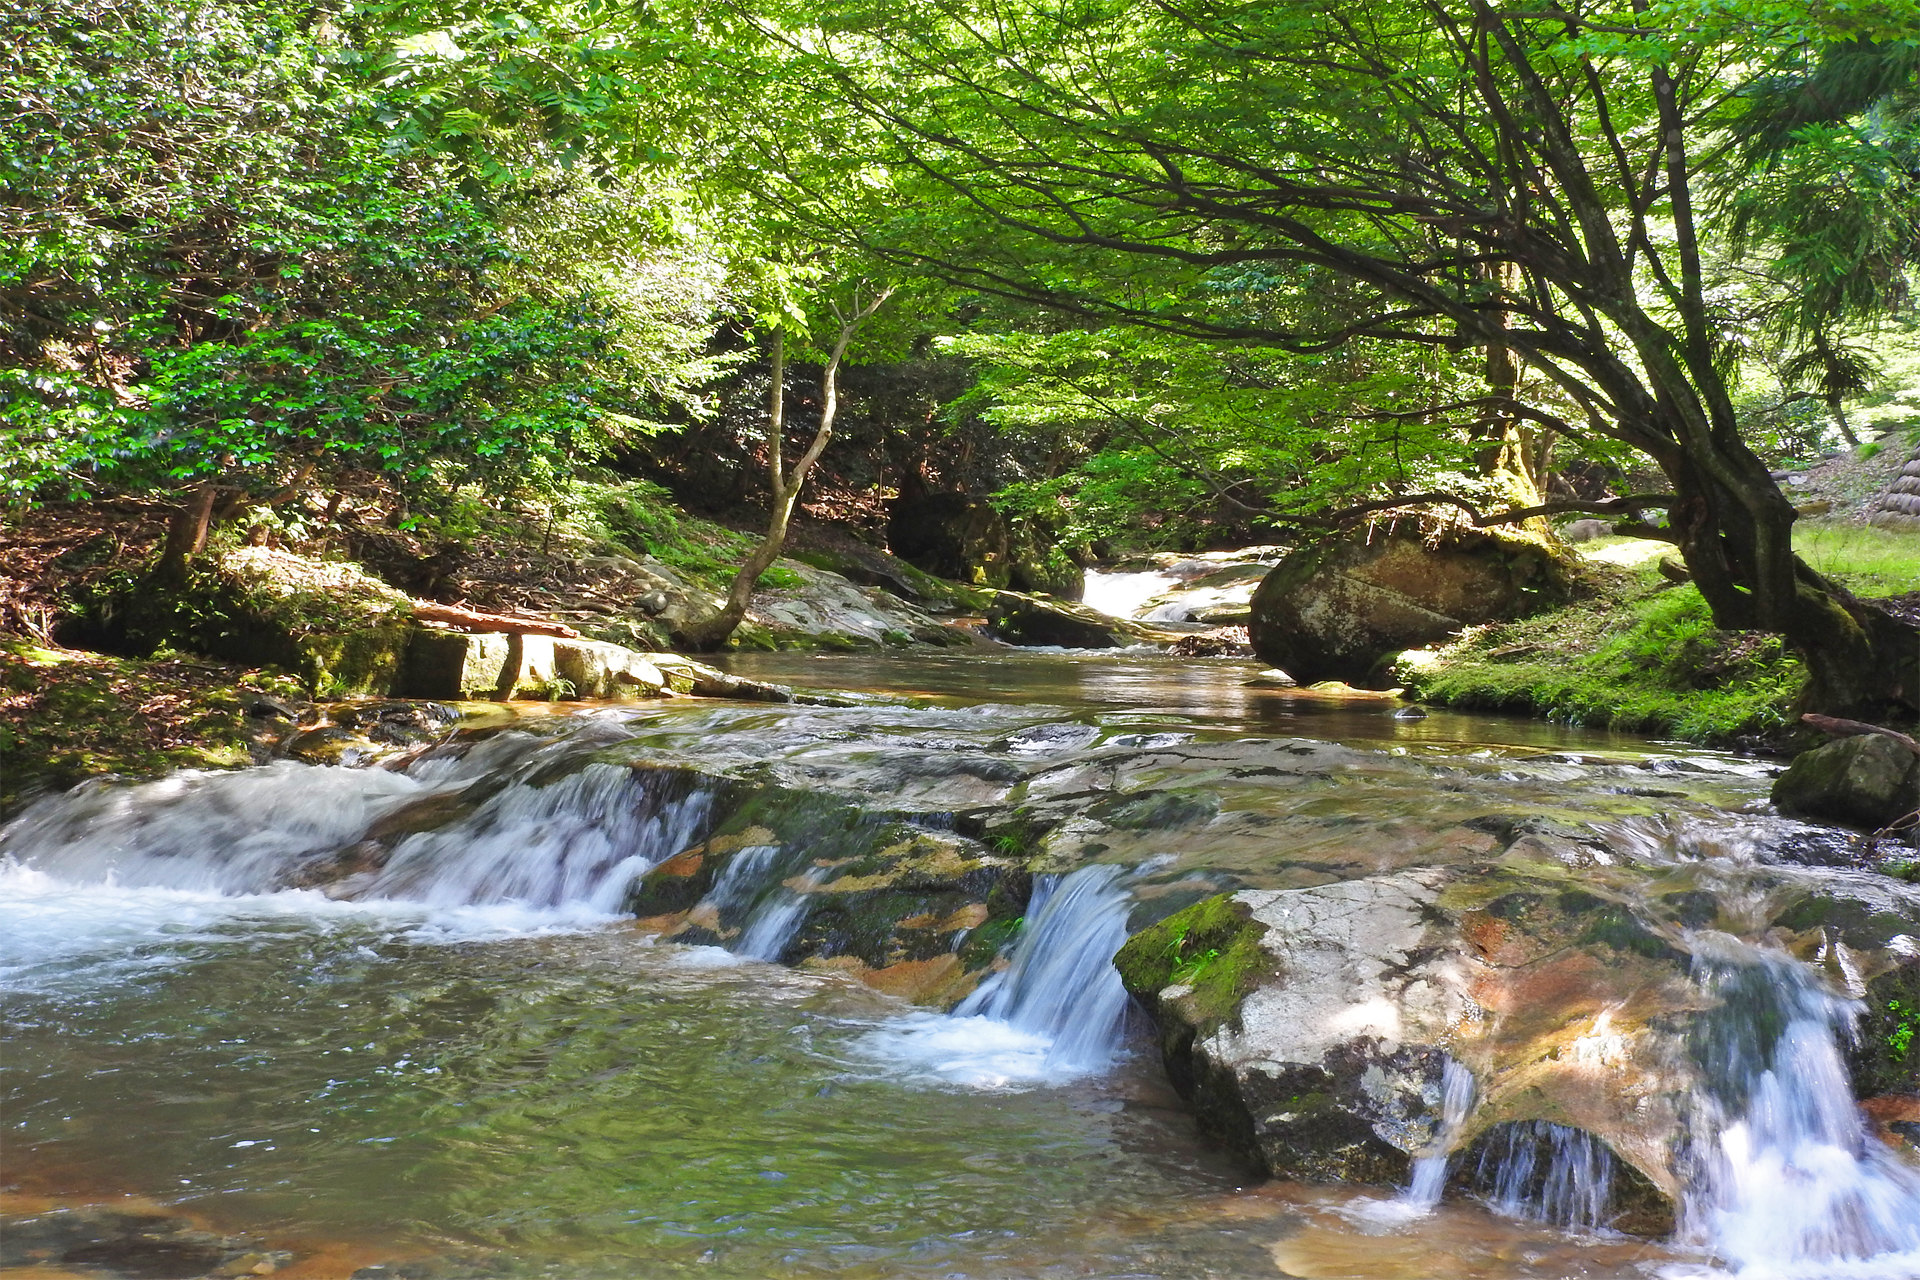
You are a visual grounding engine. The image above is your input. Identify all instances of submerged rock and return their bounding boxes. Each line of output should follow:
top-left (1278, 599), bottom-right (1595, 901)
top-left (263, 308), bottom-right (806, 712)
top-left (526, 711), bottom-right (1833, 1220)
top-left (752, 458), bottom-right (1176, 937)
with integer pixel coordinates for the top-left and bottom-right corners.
top-left (624, 781), bottom-right (1029, 1003)
top-left (1772, 733), bottom-right (1920, 830)
top-left (1248, 529), bottom-right (1568, 685)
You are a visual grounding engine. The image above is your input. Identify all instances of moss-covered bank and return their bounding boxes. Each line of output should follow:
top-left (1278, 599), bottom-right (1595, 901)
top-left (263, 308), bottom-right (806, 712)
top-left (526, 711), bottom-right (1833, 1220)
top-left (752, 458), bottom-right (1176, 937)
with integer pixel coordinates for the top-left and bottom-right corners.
top-left (0, 639), bottom-right (307, 816)
top-left (1395, 544), bottom-right (1807, 745)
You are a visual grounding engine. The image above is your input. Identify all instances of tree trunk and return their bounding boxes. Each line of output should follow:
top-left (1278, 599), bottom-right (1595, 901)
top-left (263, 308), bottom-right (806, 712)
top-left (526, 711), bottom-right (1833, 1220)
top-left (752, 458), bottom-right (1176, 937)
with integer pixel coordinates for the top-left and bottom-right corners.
top-left (1473, 264), bottom-right (1547, 520)
top-left (153, 482), bottom-right (218, 584)
top-left (1660, 435), bottom-right (1919, 720)
top-left (676, 289), bottom-right (894, 653)
top-left (1826, 391), bottom-right (1861, 449)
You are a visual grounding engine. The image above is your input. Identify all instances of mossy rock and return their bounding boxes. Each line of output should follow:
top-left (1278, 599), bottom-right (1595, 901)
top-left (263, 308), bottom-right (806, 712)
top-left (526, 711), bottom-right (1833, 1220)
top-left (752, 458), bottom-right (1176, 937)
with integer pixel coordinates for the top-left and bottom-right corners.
top-left (1854, 961), bottom-right (1920, 1097)
top-left (63, 549), bottom-right (415, 696)
top-left (1771, 734), bottom-right (1920, 830)
top-left (1089, 788), bottom-right (1220, 831)
top-left (1115, 893), bottom-right (1271, 1032)
top-left (1249, 527), bottom-right (1571, 685)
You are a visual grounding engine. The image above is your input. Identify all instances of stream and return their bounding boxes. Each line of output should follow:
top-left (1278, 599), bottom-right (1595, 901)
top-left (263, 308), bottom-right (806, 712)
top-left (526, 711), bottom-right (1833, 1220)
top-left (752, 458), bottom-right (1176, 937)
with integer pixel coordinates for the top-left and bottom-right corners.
top-left (4, 652), bottom-right (1917, 1280)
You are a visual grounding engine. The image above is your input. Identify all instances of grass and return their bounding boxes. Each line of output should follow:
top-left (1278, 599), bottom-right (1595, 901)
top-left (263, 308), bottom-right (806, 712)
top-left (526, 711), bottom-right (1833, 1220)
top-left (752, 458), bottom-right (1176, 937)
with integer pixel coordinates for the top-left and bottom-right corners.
top-left (1400, 556), bottom-right (1807, 745)
top-left (1794, 522), bottom-right (1920, 599)
top-left (1400, 523), bottom-right (1920, 745)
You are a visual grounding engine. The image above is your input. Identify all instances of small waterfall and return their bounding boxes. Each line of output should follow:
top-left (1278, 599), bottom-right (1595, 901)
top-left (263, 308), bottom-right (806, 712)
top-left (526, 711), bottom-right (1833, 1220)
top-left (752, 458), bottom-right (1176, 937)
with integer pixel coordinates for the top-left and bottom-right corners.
top-left (1684, 943), bottom-right (1920, 1273)
top-left (733, 867), bottom-right (825, 961)
top-left (1473, 1121), bottom-right (1618, 1232)
top-left (705, 844), bottom-right (784, 911)
top-left (955, 864), bottom-right (1134, 1073)
top-left (1, 750), bottom-right (710, 922)
top-left (1401, 1058), bottom-right (1477, 1211)
top-left (0, 760), bottom-right (427, 894)
top-left (1080, 570), bottom-right (1178, 621)
top-left (360, 764), bottom-right (710, 913)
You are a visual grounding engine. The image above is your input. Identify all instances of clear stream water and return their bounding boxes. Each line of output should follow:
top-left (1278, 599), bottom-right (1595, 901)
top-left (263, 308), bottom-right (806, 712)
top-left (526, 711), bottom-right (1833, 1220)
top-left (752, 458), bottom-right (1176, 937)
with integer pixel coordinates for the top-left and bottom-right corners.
top-left (3, 652), bottom-right (1916, 1280)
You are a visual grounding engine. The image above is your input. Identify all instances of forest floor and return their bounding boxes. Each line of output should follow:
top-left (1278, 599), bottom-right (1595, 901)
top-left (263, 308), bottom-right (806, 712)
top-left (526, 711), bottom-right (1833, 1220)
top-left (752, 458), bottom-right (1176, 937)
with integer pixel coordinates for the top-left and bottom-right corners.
top-left (0, 637), bottom-right (309, 815)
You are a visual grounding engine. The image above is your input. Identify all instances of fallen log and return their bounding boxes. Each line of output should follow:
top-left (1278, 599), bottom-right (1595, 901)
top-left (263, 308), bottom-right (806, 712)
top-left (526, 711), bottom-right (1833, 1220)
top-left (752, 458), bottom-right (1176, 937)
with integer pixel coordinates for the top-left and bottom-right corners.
top-left (411, 601), bottom-right (582, 639)
top-left (1800, 713), bottom-right (1920, 756)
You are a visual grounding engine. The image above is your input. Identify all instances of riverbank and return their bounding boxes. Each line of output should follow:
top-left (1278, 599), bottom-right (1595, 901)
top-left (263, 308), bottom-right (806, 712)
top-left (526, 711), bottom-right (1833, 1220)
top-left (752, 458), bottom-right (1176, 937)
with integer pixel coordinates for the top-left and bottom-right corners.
top-left (1396, 525), bottom-right (1920, 747)
top-left (0, 638), bottom-right (311, 816)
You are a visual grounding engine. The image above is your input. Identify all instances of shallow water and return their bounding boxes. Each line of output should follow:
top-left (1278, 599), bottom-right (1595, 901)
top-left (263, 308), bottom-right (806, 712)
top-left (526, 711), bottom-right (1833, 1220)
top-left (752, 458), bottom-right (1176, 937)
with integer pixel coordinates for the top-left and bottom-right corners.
top-left (4, 651), bottom-right (1912, 1280)
top-left (716, 649), bottom-right (1728, 755)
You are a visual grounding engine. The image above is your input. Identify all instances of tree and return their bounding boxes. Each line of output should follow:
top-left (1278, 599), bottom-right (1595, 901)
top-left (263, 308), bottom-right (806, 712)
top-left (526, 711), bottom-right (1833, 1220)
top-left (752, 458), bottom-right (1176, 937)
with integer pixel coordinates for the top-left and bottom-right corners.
top-left (703, 0), bottom-right (1920, 714)
top-left (674, 284), bottom-right (893, 649)
top-left (2, 0), bottom-right (720, 579)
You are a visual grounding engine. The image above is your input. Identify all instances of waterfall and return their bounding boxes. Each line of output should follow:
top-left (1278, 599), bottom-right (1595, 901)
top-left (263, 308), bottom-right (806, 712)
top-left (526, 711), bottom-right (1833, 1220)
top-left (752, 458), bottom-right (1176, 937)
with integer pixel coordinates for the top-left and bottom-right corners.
top-left (954, 864), bottom-right (1135, 1073)
top-left (1473, 1121), bottom-right (1618, 1232)
top-left (358, 763), bottom-right (709, 913)
top-left (0, 760), bottom-right (428, 894)
top-left (733, 867), bottom-right (825, 961)
top-left (0, 750), bottom-right (708, 922)
top-left (859, 864), bottom-right (1136, 1086)
top-left (1682, 943), bottom-right (1920, 1275)
top-left (1080, 570), bottom-right (1178, 621)
top-left (1402, 1058), bottom-right (1478, 1211)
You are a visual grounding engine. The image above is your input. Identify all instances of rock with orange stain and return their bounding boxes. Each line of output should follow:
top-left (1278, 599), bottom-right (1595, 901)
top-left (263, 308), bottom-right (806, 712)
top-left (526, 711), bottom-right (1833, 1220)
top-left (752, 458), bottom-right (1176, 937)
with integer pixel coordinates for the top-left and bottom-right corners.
top-left (1122, 866), bottom-right (1713, 1232)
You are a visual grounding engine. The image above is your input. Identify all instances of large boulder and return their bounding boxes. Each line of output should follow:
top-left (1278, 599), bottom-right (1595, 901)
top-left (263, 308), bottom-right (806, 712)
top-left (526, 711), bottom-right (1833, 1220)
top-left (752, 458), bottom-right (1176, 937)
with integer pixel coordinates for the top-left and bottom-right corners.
top-left (1115, 868), bottom-right (1697, 1234)
top-left (1772, 734), bottom-right (1920, 829)
top-left (986, 594), bottom-right (1125, 648)
top-left (1248, 529), bottom-right (1567, 685)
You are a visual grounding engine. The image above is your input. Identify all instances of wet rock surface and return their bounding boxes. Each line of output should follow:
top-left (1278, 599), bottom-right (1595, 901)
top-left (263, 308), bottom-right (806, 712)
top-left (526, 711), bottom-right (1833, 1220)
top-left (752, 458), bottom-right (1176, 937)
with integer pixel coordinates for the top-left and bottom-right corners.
top-left (1772, 732), bottom-right (1920, 830)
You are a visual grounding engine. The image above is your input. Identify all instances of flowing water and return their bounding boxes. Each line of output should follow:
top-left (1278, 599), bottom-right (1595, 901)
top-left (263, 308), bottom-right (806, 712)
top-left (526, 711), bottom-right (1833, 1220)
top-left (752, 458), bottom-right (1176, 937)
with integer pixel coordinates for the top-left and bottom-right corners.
top-left (5, 651), bottom-right (1917, 1280)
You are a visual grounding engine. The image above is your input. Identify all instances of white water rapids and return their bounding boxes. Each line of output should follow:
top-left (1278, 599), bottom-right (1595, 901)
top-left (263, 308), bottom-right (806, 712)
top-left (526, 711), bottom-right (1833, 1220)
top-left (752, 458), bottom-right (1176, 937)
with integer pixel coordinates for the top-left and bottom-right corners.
top-left (0, 740), bottom-right (1133, 1091)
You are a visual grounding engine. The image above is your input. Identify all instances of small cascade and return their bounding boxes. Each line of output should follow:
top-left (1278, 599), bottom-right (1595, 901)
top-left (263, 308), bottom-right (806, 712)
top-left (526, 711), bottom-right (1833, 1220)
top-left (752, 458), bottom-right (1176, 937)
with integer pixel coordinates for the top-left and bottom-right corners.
top-left (1080, 569), bottom-right (1178, 621)
top-left (955, 864), bottom-right (1135, 1073)
top-left (1402, 1058), bottom-right (1477, 1212)
top-left (0, 760), bottom-right (427, 894)
top-left (359, 764), bottom-right (710, 913)
top-left (733, 868), bottom-right (825, 961)
top-left (1683, 942), bottom-right (1920, 1274)
top-left (705, 844), bottom-right (784, 911)
top-left (0, 747), bottom-right (710, 923)
top-left (1473, 1121), bottom-right (1618, 1232)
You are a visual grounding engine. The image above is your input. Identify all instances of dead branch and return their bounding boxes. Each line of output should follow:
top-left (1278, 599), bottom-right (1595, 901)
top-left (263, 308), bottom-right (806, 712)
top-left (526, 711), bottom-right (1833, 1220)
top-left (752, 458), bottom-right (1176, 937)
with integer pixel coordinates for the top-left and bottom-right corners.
top-left (412, 602), bottom-right (582, 639)
top-left (1800, 714), bottom-right (1920, 756)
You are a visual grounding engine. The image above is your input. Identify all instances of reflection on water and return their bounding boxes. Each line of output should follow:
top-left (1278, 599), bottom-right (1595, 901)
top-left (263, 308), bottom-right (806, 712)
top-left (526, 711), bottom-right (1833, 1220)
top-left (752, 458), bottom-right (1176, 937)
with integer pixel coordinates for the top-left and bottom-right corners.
top-left (1, 915), bottom-right (1271, 1279)
top-left (716, 650), bottom-right (1714, 756)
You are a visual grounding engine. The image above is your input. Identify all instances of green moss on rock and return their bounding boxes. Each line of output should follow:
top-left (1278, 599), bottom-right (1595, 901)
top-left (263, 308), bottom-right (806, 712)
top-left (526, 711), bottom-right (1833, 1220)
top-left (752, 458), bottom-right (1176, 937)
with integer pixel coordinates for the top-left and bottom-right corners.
top-left (1115, 892), bottom-right (1270, 1029)
top-left (1397, 575), bottom-right (1805, 745)
top-left (1854, 963), bottom-right (1920, 1096)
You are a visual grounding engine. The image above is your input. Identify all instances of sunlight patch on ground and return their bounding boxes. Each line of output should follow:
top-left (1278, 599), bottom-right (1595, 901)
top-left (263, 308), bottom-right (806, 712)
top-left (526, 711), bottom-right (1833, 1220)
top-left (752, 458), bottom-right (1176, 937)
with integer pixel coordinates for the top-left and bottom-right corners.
top-left (1577, 537), bottom-right (1673, 567)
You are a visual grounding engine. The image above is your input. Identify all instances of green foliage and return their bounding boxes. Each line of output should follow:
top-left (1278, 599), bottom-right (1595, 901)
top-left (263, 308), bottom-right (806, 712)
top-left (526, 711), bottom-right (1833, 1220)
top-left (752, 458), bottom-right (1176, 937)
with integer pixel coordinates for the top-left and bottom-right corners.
top-left (1889, 999), bottom-right (1915, 1062)
top-left (2, 0), bottom-right (725, 515)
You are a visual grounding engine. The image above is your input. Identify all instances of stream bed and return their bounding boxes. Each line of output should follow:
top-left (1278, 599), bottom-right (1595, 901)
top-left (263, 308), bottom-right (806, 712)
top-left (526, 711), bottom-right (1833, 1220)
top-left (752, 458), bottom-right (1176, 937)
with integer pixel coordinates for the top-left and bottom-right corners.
top-left (4, 653), bottom-right (1915, 1280)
